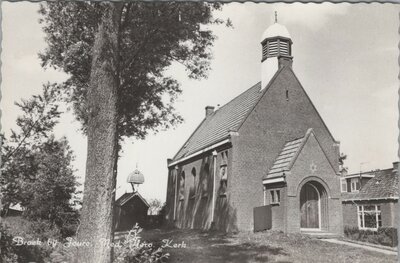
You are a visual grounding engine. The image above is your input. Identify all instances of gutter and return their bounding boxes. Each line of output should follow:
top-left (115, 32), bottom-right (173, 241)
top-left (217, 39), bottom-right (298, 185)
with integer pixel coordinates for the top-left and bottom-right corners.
top-left (342, 197), bottom-right (399, 202)
top-left (168, 138), bottom-right (230, 167)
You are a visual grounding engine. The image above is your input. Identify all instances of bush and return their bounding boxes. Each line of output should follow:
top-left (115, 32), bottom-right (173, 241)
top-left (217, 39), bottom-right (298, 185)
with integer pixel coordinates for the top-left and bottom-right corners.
top-left (56, 211), bottom-right (80, 239)
top-left (377, 227), bottom-right (398, 247)
top-left (344, 225), bottom-right (398, 247)
top-left (0, 223), bottom-right (51, 263)
top-left (114, 223), bottom-right (169, 263)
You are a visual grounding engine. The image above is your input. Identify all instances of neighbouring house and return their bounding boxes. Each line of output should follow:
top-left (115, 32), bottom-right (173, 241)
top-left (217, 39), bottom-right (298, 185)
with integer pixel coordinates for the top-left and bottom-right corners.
top-left (165, 19), bottom-right (343, 234)
top-left (0, 203), bottom-right (24, 217)
top-left (342, 162), bottom-right (399, 230)
top-left (114, 191), bottom-right (150, 231)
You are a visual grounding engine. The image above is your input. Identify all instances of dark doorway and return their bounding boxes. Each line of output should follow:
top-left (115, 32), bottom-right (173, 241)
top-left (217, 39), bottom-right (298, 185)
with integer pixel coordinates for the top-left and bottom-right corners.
top-left (300, 183), bottom-right (320, 229)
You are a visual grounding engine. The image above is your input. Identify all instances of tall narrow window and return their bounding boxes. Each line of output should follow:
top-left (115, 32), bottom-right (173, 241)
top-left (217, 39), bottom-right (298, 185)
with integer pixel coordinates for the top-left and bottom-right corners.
top-left (341, 178), bottom-right (347, 192)
top-left (190, 168), bottom-right (196, 198)
top-left (202, 164), bottom-right (209, 196)
top-left (219, 165), bottom-right (227, 196)
top-left (270, 189), bottom-right (281, 204)
top-left (179, 172), bottom-right (185, 201)
top-left (351, 178), bottom-right (360, 192)
top-left (285, 90), bottom-right (289, 101)
top-left (219, 151), bottom-right (228, 196)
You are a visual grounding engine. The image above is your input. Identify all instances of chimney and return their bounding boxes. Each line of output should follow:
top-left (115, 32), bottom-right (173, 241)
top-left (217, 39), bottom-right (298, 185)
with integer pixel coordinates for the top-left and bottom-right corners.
top-left (392, 161), bottom-right (399, 171)
top-left (205, 106), bottom-right (215, 117)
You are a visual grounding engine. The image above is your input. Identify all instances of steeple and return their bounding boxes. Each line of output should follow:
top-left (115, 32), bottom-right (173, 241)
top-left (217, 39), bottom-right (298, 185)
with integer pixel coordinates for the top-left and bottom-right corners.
top-left (260, 13), bottom-right (293, 90)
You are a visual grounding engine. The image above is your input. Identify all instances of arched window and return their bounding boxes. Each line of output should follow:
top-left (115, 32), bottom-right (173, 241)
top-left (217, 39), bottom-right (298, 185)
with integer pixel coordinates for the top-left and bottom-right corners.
top-left (219, 151), bottom-right (228, 196)
top-left (179, 171), bottom-right (185, 201)
top-left (202, 163), bottom-right (209, 196)
top-left (190, 168), bottom-right (196, 198)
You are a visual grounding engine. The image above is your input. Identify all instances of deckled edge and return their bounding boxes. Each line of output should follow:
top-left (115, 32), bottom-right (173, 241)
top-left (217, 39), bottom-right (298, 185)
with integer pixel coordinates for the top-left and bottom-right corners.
top-left (0, 3), bottom-right (3, 175)
top-left (0, 0), bottom-right (399, 231)
top-left (1, 0), bottom-right (400, 3)
top-left (397, 9), bottom-right (400, 258)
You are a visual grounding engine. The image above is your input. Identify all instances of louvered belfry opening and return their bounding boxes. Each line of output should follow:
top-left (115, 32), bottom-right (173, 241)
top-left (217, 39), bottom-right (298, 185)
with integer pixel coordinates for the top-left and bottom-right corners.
top-left (261, 37), bottom-right (292, 62)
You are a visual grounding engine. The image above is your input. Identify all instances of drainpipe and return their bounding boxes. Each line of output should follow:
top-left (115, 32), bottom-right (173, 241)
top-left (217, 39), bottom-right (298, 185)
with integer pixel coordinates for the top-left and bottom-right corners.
top-left (211, 150), bottom-right (218, 224)
top-left (173, 165), bottom-right (179, 221)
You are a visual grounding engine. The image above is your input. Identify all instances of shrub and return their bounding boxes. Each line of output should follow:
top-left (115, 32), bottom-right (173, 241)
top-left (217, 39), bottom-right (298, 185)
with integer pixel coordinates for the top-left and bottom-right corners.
top-left (344, 225), bottom-right (398, 247)
top-left (377, 227), bottom-right (398, 247)
top-left (0, 223), bottom-right (50, 263)
top-left (114, 223), bottom-right (169, 263)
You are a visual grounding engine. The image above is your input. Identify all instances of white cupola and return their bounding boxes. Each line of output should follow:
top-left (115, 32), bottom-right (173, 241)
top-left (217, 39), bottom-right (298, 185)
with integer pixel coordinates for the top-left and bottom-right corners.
top-left (260, 12), bottom-right (293, 90)
top-left (127, 165), bottom-right (145, 193)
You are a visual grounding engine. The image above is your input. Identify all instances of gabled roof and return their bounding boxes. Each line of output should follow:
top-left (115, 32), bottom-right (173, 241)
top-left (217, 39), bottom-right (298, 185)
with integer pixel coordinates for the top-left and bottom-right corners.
top-left (172, 66), bottom-right (337, 165)
top-left (173, 82), bottom-right (263, 161)
top-left (116, 192), bottom-right (150, 208)
top-left (263, 128), bottom-right (335, 181)
top-left (342, 168), bottom-right (399, 201)
top-left (265, 137), bottom-right (304, 178)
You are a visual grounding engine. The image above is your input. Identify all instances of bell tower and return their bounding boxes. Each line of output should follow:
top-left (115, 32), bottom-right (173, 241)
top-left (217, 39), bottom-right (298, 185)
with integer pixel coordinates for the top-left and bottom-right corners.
top-left (260, 12), bottom-right (293, 89)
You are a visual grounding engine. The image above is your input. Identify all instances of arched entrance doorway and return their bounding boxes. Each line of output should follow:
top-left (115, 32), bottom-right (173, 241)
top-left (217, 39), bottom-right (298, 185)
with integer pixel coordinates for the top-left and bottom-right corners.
top-left (300, 181), bottom-right (328, 230)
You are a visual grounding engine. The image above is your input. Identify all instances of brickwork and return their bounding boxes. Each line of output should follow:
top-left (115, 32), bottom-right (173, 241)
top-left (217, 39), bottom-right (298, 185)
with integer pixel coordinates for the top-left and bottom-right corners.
top-left (166, 66), bottom-right (341, 233)
top-left (230, 67), bottom-right (339, 232)
top-left (165, 146), bottom-right (236, 231)
top-left (264, 183), bottom-right (286, 231)
top-left (286, 133), bottom-right (343, 234)
top-left (342, 200), bottom-right (398, 228)
top-left (342, 202), bottom-right (358, 227)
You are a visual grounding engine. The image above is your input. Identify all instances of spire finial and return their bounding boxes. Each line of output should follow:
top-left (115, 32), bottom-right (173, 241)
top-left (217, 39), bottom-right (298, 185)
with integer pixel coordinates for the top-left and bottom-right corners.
top-left (275, 11), bottom-right (278, 23)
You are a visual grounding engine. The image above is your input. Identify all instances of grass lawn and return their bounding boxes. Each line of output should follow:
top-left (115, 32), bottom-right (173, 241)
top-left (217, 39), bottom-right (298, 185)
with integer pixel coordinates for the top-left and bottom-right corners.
top-left (134, 228), bottom-right (398, 263)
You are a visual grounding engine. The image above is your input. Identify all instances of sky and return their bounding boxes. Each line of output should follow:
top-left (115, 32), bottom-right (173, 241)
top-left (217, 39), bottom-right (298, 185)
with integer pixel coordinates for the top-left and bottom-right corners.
top-left (1, 2), bottom-right (399, 202)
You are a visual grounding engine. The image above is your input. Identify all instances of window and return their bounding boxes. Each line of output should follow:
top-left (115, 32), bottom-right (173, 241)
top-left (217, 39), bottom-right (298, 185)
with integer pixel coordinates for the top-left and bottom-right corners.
top-left (190, 168), bottom-right (196, 198)
top-left (270, 190), bottom-right (280, 205)
top-left (351, 178), bottom-right (360, 192)
top-left (219, 151), bottom-right (228, 196)
top-left (341, 178), bottom-right (347, 192)
top-left (202, 164), bottom-right (209, 196)
top-left (219, 165), bottom-right (227, 196)
top-left (179, 172), bottom-right (185, 201)
top-left (358, 205), bottom-right (382, 230)
top-left (263, 187), bottom-right (267, 205)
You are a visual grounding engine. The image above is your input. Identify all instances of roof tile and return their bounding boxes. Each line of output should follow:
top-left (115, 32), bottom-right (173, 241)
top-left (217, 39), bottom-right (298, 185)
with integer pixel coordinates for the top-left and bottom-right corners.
top-left (173, 82), bottom-right (263, 161)
top-left (264, 136), bottom-right (305, 178)
top-left (342, 168), bottom-right (399, 200)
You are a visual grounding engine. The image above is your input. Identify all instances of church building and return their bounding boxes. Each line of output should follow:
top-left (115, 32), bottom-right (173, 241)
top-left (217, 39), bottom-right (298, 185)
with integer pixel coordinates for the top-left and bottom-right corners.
top-left (165, 19), bottom-right (343, 234)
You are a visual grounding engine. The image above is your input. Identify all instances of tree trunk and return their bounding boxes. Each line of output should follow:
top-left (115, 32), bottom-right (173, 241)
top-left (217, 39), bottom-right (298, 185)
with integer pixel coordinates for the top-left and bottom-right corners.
top-left (76, 3), bottom-right (122, 263)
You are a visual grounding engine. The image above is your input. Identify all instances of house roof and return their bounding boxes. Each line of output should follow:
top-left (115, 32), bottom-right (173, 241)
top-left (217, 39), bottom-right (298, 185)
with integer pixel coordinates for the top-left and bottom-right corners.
top-left (342, 168), bottom-right (399, 201)
top-left (116, 192), bottom-right (150, 208)
top-left (173, 82), bottom-right (263, 161)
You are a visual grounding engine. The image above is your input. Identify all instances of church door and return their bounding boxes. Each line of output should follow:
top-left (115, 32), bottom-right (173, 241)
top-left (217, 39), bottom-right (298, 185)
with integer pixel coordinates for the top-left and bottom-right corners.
top-left (300, 183), bottom-right (320, 229)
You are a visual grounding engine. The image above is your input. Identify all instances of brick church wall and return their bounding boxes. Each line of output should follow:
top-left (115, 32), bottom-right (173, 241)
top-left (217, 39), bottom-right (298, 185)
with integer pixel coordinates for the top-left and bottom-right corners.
top-left (165, 146), bottom-right (237, 232)
top-left (230, 67), bottom-right (340, 232)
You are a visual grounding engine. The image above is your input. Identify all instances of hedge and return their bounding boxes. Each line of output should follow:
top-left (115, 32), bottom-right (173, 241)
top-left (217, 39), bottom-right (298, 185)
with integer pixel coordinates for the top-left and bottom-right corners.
top-left (344, 226), bottom-right (398, 247)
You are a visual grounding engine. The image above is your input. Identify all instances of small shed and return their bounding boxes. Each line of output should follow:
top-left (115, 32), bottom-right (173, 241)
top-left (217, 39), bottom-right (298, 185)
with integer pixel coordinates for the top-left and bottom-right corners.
top-left (114, 192), bottom-right (150, 231)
